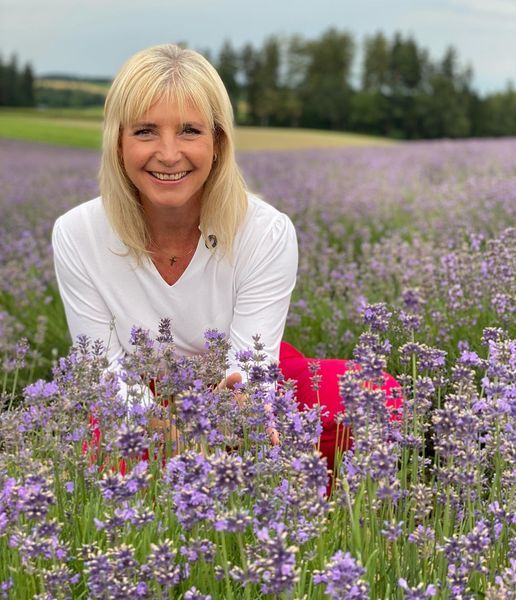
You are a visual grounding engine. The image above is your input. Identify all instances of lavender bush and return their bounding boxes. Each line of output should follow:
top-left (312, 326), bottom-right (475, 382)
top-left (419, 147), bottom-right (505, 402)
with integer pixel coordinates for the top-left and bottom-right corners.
top-left (0, 138), bottom-right (515, 598)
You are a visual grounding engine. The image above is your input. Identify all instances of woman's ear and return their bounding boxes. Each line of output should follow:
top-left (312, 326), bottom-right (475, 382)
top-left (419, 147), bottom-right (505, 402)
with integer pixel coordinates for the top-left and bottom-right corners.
top-left (213, 124), bottom-right (223, 162)
top-left (117, 127), bottom-right (125, 168)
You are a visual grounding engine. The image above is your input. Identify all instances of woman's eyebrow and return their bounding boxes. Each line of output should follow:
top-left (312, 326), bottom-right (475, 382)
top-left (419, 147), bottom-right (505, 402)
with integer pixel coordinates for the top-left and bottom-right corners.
top-left (130, 121), bottom-right (156, 128)
top-left (182, 120), bottom-right (205, 128)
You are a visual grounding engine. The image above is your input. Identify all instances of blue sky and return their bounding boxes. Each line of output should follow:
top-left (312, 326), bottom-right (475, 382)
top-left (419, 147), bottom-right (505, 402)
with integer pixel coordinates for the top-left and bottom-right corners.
top-left (1, 0), bottom-right (515, 95)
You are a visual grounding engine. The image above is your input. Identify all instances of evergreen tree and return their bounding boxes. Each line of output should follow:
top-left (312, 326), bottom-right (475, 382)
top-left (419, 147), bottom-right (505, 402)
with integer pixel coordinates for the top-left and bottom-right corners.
top-left (362, 32), bottom-right (390, 92)
top-left (387, 34), bottom-right (427, 138)
top-left (299, 28), bottom-right (355, 130)
top-left (20, 64), bottom-right (35, 106)
top-left (5, 54), bottom-right (19, 105)
top-left (0, 56), bottom-right (6, 105)
top-left (276, 35), bottom-right (307, 127)
top-left (351, 32), bottom-right (391, 135)
top-left (254, 36), bottom-right (281, 126)
top-left (418, 46), bottom-right (472, 138)
top-left (479, 84), bottom-right (516, 136)
top-left (1, 31), bottom-right (514, 138)
top-left (240, 43), bottom-right (260, 124)
top-left (0, 53), bottom-right (35, 107)
top-left (216, 40), bottom-right (240, 117)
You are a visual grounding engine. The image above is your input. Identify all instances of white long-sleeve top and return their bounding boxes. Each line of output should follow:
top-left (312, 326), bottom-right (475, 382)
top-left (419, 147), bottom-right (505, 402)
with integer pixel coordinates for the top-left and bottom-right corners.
top-left (52, 193), bottom-right (298, 380)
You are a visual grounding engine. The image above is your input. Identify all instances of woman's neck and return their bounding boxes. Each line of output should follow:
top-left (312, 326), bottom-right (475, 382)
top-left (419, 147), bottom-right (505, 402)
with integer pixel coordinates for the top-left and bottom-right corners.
top-left (143, 202), bottom-right (202, 249)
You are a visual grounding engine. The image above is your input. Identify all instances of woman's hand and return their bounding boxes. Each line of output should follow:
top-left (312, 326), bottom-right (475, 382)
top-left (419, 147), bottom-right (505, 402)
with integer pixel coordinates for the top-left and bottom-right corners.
top-left (217, 372), bottom-right (243, 391)
top-left (217, 372), bottom-right (280, 446)
top-left (216, 372), bottom-right (245, 408)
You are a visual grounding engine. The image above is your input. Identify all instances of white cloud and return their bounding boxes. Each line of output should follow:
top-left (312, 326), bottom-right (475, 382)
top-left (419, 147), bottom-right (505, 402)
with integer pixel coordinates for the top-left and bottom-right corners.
top-left (449, 0), bottom-right (516, 20)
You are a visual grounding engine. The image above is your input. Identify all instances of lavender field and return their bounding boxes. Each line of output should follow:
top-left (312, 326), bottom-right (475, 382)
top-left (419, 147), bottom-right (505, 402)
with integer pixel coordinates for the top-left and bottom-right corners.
top-left (0, 137), bottom-right (515, 599)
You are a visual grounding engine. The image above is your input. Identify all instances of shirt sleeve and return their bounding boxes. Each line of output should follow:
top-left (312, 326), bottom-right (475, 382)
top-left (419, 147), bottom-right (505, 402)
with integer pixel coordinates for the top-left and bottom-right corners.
top-left (228, 212), bottom-right (298, 376)
top-left (52, 217), bottom-right (155, 406)
top-left (52, 216), bottom-right (125, 366)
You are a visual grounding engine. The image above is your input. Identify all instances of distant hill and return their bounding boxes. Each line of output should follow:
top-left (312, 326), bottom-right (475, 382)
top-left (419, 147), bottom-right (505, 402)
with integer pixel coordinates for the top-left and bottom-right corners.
top-left (34, 76), bottom-right (110, 107)
top-left (36, 77), bottom-right (110, 96)
top-left (39, 74), bottom-right (112, 85)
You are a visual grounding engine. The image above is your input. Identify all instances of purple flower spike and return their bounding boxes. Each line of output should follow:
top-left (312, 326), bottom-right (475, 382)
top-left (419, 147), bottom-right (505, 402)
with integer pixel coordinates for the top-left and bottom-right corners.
top-left (398, 578), bottom-right (438, 599)
top-left (115, 423), bottom-right (149, 458)
top-left (314, 550), bottom-right (369, 599)
top-left (362, 302), bottom-right (393, 333)
top-left (184, 587), bottom-right (212, 600)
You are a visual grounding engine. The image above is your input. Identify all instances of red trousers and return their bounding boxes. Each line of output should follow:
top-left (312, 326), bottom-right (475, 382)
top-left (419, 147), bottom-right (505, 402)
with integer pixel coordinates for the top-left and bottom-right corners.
top-left (279, 341), bottom-right (403, 473)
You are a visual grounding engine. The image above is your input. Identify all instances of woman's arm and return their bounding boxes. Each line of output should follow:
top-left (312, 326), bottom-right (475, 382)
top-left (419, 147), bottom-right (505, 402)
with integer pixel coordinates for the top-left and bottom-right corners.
top-left (53, 217), bottom-right (155, 406)
top-left (52, 217), bottom-right (125, 365)
top-left (228, 211), bottom-right (298, 376)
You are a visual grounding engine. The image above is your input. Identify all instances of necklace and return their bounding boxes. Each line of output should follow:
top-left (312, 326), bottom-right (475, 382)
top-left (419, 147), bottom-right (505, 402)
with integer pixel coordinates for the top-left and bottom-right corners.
top-left (169, 245), bottom-right (196, 266)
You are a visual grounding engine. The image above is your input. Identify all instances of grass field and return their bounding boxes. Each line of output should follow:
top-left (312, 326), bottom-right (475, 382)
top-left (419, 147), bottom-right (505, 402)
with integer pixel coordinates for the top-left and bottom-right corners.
top-left (0, 108), bottom-right (103, 148)
top-left (0, 107), bottom-right (393, 151)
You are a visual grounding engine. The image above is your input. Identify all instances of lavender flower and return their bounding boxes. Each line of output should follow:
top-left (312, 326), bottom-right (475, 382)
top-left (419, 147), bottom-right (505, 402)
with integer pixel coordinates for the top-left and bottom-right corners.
top-left (485, 559), bottom-right (516, 599)
top-left (0, 578), bottom-right (13, 600)
top-left (84, 544), bottom-right (149, 598)
top-left (408, 525), bottom-right (435, 558)
top-left (184, 587), bottom-right (212, 600)
top-left (443, 520), bottom-right (492, 597)
top-left (163, 451), bottom-right (215, 529)
top-left (400, 342), bottom-right (446, 373)
top-left (98, 461), bottom-right (150, 502)
top-left (398, 578), bottom-right (437, 599)
top-left (147, 539), bottom-right (190, 588)
top-left (14, 473), bottom-right (55, 521)
top-left (381, 520), bottom-right (404, 542)
top-left (245, 525), bottom-right (299, 595)
top-left (179, 537), bottom-right (216, 563)
top-left (313, 550), bottom-right (369, 599)
top-left (115, 423), bottom-right (149, 458)
top-left (362, 302), bottom-right (393, 333)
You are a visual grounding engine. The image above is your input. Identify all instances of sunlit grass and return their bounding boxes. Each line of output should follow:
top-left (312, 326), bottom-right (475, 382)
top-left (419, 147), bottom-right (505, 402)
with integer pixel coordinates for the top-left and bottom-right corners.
top-left (0, 109), bottom-right (103, 149)
top-left (35, 78), bottom-right (110, 96)
top-left (235, 126), bottom-right (394, 151)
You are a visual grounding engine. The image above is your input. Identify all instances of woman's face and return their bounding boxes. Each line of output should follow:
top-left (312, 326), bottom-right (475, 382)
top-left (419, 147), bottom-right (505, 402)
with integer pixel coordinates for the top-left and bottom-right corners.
top-left (120, 97), bottom-right (215, 215)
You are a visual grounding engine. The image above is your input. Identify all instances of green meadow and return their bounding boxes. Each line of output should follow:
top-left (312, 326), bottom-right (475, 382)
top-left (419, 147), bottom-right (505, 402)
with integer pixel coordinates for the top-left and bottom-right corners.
top-left (0, 108), bottom-right (103, 148)
top-left (0, 107), bottom-right (393, 152)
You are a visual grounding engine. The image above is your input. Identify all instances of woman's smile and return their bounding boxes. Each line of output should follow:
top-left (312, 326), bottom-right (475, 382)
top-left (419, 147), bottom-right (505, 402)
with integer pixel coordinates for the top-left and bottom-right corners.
top-left (148, 170), bottom-right (191, 182)
top-left (121, 97), bottom-right (215, 213)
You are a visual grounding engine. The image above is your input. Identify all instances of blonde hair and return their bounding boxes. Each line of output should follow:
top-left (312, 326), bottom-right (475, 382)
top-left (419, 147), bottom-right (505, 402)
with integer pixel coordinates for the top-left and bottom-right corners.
top-left (99, 43), bottom-right (248, 259)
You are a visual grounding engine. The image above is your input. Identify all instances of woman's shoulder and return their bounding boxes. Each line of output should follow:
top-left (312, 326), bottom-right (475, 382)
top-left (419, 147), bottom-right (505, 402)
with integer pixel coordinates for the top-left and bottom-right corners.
top-left (245, 192), bottom-right (283, 218)
top-left (54, 197), bottom-right (106, 230)
top-left (232, 192), bottom-right (297, 263)
top-left (232, 193), bottom-right (298, 279)
top-left (52, 197), bottom-right (118, 251)
top-left (242, 192), bottom-right (295, 236)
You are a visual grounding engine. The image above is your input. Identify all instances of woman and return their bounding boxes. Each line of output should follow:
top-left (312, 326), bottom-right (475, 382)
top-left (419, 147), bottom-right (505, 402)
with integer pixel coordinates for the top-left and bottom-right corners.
top-left (53, 43), bottom-right (401, 469)
top-left (52, 44), bottom-right (298, 400)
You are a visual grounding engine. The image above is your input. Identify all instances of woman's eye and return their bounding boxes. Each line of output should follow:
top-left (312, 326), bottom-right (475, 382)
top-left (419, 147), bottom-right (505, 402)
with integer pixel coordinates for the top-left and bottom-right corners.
top-left (133, 128), bottom-right (153, 137)
top-left (182, 125), bottom-right (201, 136)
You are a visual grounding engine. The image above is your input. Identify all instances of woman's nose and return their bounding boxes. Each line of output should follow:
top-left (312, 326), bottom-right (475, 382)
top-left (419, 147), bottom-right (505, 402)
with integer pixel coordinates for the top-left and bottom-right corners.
top-left (156, 133), bottom-right (181, 164)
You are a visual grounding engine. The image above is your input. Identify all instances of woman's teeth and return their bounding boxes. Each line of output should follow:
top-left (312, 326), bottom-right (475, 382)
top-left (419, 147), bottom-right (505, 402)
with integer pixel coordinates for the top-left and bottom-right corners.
top-left (151, 171), bottom-right (189, 181)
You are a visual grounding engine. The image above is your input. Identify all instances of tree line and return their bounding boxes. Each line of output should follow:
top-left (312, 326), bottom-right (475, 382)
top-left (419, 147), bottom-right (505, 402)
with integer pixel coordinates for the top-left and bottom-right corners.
top-left (209, 29), bottom-right (516, 139)
top-left (2, 29), bottom-right (516, 139)
top-left (0, 54), bottom-right (109, 108)
top-left (0, 54), bottom-right (34, 106)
